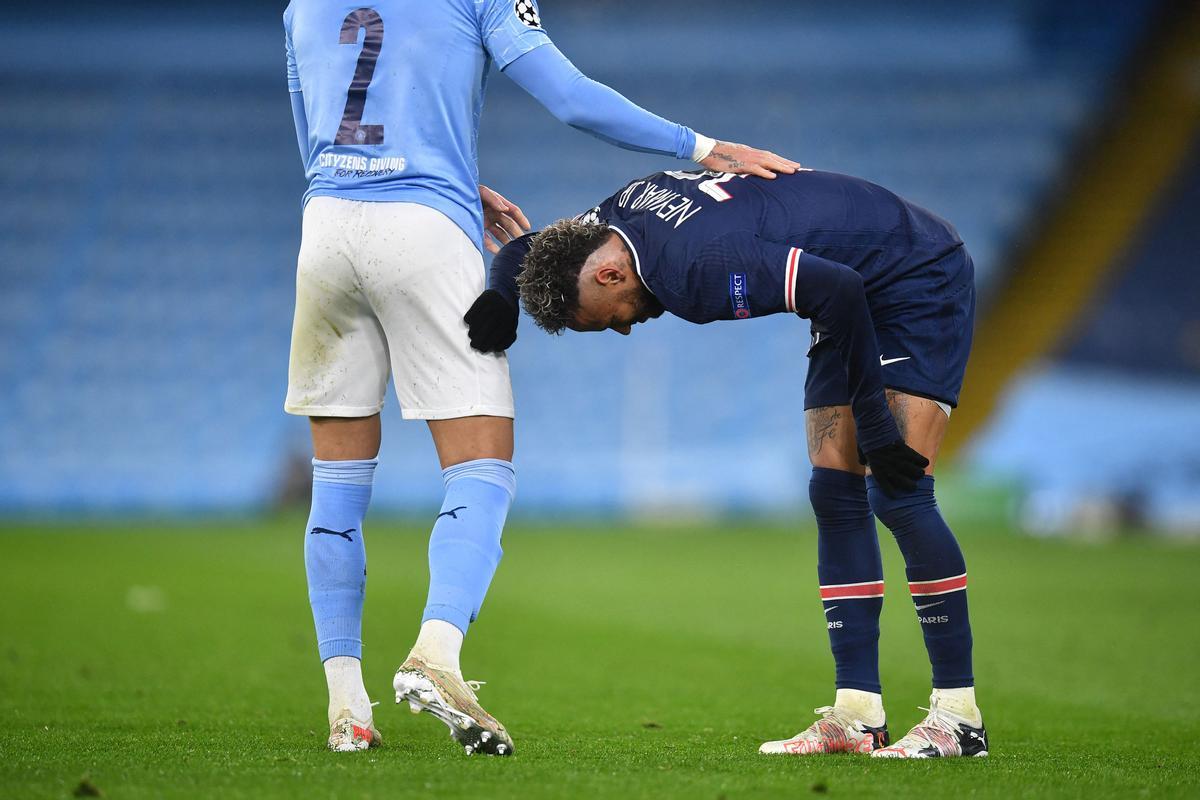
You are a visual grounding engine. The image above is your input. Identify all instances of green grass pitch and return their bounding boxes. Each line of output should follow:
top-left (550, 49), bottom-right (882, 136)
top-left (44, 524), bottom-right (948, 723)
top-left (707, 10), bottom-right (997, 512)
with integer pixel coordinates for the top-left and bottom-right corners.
top-left (1, 516), bottom-right (1198, 798)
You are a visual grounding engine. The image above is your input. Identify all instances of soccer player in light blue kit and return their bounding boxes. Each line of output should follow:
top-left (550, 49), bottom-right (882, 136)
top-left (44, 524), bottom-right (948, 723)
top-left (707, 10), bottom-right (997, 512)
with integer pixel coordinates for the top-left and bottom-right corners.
top-left (283, 0), bottom-right (798, 755)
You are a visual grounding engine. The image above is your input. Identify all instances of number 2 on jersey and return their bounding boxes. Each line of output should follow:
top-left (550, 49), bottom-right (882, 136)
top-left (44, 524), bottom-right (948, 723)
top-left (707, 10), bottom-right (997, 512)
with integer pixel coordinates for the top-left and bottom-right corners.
top-left (335, 8), bottom-right (385, 146)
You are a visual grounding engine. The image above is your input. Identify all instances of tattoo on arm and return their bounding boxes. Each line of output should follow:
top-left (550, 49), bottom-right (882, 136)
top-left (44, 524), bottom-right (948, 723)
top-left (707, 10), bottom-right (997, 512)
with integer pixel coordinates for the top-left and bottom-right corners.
top-left (806, 407), bottom-right (841, 456)
top-left (711, 151), bottom-right (745, 169)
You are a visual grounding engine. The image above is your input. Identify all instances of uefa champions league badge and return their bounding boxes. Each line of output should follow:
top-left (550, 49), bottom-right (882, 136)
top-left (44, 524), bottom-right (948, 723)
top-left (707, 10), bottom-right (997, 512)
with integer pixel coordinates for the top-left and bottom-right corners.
top-left (514, 0), bottom-right (541, 28)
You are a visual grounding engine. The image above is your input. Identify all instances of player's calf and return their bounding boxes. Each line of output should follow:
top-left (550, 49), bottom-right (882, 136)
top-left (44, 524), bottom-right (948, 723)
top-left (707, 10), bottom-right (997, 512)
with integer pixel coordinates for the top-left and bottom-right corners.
top-left (867, 474), bottom-right (975, 689)
top-left (809, 465), bottom-right (886, 695)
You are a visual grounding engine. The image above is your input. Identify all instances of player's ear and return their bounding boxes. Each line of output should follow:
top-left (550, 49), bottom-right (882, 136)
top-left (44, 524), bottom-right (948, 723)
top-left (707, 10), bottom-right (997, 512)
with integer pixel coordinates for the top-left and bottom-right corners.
top-left (595, 264), bottom-right (625, 286)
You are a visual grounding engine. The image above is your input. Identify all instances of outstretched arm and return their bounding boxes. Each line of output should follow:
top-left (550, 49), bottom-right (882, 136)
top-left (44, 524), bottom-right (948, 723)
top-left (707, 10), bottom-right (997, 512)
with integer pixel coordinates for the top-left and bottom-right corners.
top-left (694, 232), bottom-right (914, 456)
top-left (504, 44), bottom-right (694, 158)
top-left (788, 250), bottom-right (930, 493)
top-left (785, 249), bottom-right (898, 453)
top-left (504, 45), bottom-right (799, 177)
top-left (463, 234), bottom-right (538, 354)
top-left (695, 232), bottom-right (927, 492)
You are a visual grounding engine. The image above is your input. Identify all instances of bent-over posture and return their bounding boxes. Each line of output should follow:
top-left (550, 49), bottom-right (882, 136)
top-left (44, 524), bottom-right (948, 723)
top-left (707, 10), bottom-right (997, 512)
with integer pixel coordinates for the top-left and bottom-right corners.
top-left (470, 167), bottom-right (987, 758)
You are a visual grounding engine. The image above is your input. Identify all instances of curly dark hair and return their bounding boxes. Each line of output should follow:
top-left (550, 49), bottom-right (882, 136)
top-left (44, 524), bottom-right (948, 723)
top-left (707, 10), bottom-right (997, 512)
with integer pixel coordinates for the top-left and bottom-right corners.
top-left (516, 219), bottom-right (612, 334)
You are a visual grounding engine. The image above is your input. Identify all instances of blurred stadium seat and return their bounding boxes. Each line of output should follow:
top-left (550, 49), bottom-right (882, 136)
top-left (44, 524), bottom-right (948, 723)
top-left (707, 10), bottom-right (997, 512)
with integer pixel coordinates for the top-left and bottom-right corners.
top-left (0, 0), bottom-right (1167, 514)
top-left (968, 137), bottom-right (1200, 534)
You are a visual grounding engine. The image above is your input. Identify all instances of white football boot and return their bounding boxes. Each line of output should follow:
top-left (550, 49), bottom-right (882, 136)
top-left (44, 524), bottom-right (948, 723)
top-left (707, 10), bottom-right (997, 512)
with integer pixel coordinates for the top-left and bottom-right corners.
top-left (327, 707), bottom-right (382, 752)
top-left (394, 654), bottom-right (514, 756)
top-left (760, 706), bottom-right (890, 755)
top-left (872, 695), bottom-right (988, 758)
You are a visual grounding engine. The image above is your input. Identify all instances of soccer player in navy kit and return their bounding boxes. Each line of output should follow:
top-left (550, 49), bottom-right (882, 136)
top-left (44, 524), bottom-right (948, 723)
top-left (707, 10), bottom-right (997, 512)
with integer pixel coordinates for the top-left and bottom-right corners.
top-left (471, 168), bottom-right (989, 759)
top-left (282, 0), bottom-right (797, 755)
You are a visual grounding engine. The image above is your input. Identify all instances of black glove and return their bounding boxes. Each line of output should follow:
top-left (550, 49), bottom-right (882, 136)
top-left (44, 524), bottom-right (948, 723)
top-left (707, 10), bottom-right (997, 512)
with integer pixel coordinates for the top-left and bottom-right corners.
top-left (464, 289), bottom-right (519, 353)
top-left (861, 439), bottom-right (929, 497)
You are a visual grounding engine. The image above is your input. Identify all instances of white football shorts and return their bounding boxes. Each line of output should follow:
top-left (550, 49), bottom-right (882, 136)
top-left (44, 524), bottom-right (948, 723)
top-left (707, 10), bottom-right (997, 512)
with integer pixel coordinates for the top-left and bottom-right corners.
top-left (284, 197), bottom-right (514, 420)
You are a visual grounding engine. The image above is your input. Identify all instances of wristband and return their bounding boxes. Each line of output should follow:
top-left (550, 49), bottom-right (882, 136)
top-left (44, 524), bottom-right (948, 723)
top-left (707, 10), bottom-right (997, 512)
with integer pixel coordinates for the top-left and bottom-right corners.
top-left (691, 133), bottom-right (717, 162)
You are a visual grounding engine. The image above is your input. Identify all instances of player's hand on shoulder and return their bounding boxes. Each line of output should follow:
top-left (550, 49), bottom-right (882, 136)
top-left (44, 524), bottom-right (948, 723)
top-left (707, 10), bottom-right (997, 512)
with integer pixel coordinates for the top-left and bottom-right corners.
top-left (861, 439), bottom-right (929, 497)
top-left (465, 289), bottom-right (519, 354)
top-left (699, 141), bottom-right (802, 180)
top-left (479, 184), bottom-right (532, 254)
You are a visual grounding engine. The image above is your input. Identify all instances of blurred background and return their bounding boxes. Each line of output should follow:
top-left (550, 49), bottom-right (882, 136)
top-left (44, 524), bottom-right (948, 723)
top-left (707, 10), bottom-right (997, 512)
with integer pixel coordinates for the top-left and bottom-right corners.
top-left (1, 0), bottom-right (1198, 536)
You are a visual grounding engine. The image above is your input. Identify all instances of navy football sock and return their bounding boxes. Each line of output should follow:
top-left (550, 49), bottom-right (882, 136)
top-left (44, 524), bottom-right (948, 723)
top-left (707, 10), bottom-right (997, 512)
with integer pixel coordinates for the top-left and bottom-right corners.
top-left (867, 474), bottom-right (974, 688)
top-left (811, 467), bottom-right (884, 695)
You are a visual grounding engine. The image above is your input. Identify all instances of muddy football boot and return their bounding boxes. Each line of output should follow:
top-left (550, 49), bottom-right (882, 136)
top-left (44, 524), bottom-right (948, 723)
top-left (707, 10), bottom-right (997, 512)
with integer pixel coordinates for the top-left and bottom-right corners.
top-left (393, 655), bottom-right (514, 756)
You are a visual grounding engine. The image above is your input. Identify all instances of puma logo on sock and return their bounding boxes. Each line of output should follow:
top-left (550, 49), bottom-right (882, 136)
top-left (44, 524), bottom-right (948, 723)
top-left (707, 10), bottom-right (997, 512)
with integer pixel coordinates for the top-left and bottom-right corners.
top-left (309, 527), bottom-right (355, 541)
top-left (436, 506), bottom-right (468, 520)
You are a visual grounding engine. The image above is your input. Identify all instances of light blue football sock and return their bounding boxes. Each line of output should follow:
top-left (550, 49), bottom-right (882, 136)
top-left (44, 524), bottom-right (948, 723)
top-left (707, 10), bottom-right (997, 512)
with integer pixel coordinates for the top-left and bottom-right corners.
top-left (305, 458), bottom-right (376, 662)
top-left (422, 458), bottom-right (516, 634)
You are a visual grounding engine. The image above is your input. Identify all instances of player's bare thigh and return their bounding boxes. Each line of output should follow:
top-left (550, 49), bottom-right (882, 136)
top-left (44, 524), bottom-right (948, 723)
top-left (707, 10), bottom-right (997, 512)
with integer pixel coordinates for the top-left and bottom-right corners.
top-left (884, 389), bottom-right (947, 474)
top-left (806, 405), bottom-right (864, 474)
top-left (428, 416), bottom-right (513, 469)
top-left (806, 390), bottom-right (948, 476)
top-left (309, 413), bottom-right (513, 467)
top-left (311, 415), bottom-right (382, 461)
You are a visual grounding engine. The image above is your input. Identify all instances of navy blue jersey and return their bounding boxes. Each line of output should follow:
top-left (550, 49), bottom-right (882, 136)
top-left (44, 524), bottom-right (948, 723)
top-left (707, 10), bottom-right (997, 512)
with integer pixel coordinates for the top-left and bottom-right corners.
top-left (486, 168), bottom-right (971, 451)
top-left (582, 168), bottom-right (963, 324)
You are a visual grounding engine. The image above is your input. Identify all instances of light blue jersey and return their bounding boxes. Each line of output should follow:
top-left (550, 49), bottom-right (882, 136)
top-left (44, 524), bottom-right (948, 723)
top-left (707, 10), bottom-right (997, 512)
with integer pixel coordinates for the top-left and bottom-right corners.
top-left (284, 0), bottom-right (551, 251)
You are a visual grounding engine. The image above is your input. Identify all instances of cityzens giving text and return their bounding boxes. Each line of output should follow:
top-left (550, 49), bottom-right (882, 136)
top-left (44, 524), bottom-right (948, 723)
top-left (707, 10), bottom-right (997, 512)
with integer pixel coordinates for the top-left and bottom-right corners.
top-left (319, 153), bottom-right (407, 178)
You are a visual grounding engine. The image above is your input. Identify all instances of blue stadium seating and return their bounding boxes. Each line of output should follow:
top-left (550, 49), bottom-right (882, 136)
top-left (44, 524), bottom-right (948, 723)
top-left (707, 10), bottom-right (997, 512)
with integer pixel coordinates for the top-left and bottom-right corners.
top-left (968, 136), bottom-right (1200, 532)
top-left (0, 1), bottom-right (1158, 513)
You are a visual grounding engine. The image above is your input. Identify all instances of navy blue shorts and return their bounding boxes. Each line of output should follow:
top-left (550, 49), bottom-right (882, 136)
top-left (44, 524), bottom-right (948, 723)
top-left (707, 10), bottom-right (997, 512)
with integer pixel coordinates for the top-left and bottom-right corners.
top-left (804, 247), bottom-right (976, 410)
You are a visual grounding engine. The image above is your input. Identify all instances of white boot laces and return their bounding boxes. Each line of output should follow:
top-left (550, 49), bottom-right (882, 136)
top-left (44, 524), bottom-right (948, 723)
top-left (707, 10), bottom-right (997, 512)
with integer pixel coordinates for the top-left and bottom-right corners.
top-left (906, 699), bottom-right (959, 748)
top-left (809, 705), bottom-right (862, 733)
